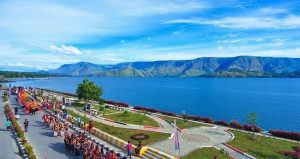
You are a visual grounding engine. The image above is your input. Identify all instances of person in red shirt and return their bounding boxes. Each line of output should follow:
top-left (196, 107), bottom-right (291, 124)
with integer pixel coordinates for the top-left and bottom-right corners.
top-left (89, 121), bottom-right (94, 134)
top-left (126, 141), bottom-right (133, 158)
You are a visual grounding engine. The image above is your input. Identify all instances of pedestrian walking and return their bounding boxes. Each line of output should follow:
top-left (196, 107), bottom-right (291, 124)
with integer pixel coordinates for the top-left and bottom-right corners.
top-left (6, 120), bottom-right (11, 131)
top-left (14, 106), bottom-right (18, 115)
top-left (15, 113), bottom-right (20, 120)
top-left (126, 141), bottom-right (133, 158)
top-left (89, 121), bottom-right (94, 134)
top-left (77, 116), bottom-right (81, 128)
top-left (24, 119), bottom-right (29, 132)
top-left (135, 140), bottom-right (142, 155)
top-left (62, 105), bottom-right (66, 113)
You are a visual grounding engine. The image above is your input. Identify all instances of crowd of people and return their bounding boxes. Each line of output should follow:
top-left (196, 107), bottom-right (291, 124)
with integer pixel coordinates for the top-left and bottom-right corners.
top-left (64, 132), bottom-right (122, 159)
top-left (42, 114), bottom-right (125, 159)
top-left (42, 114), bottom-right (69, 137)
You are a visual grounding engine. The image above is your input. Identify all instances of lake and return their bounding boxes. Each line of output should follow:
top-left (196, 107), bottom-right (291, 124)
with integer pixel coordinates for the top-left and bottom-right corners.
top-left (9, 77), bottom-right (300, 132)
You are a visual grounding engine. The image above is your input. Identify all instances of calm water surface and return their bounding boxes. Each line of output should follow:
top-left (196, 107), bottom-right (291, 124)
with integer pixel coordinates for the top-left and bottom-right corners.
top-left (10, 77), bottom-right (300, 132)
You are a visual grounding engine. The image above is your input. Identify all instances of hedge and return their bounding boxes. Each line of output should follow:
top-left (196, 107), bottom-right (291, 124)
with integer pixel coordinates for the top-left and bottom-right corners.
top-left (229, 120), bottom-right (243, 129)
top-left (269, 130), bottom-right (300, 141)
top-left (104, 100), bottom-right (129, 108)
top-left (243, 124), bottom-right (262, 133)
top-left (214, 120), bottom-right (229, 127)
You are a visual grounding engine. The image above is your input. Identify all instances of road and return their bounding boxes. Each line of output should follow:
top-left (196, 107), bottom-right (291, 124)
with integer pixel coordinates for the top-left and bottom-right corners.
top-left (0, 90), bottom-right (22, 159)
top-left (8, 93), bottom-right (80, 159)
top-left (8, 92), bottom-right (135, 159)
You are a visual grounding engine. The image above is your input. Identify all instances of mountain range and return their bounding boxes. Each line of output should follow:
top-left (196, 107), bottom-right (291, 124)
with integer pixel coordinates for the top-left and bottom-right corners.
top-left (48, 56), bottom-right (300, 77)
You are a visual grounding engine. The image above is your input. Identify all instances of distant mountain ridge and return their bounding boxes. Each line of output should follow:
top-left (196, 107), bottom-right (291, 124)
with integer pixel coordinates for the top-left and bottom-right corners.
top-left (48, 56), bottom-right (300, 77)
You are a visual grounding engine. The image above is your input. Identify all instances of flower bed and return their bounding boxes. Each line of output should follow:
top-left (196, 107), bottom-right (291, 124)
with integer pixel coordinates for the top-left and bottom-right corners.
top-left (4, 104), bottom-right (36, 159)
top-left (269, 130), bottom-right (300, 141)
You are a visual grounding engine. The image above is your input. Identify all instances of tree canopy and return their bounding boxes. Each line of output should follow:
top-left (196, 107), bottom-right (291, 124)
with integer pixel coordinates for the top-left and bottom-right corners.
top-left (76, 79), bottom-right (102, 104)
top-left (246, 112), bottom-right (258, 126)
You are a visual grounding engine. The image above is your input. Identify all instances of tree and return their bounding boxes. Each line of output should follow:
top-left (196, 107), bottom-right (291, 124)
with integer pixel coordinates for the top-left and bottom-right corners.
top-left (246, 112), bottom-right (258, 126)
top-left (76, 79), bottom-right (102, 104)
top-left (246, 112), bottom-right (258, 139)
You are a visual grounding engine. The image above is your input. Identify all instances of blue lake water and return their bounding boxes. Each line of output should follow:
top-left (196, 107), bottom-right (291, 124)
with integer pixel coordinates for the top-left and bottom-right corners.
top-left (9, 77), bottom-right (300, 132)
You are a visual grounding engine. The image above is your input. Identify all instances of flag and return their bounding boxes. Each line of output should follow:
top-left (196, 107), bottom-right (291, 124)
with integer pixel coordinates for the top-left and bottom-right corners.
top-left (174, 120), bottom-right (180, 150)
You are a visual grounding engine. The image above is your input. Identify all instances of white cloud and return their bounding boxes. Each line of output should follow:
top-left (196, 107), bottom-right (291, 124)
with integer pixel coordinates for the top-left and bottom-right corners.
top-left (3, 62), bottom-right (55, 71)
top-left (116, 0), bottom-right (207, 16)
top-left (48, 45), bottom-right (82, 55)
top-left (166, 15), bottom-right (300, 29)
top-left (256, 7), bottom-right (288, 15)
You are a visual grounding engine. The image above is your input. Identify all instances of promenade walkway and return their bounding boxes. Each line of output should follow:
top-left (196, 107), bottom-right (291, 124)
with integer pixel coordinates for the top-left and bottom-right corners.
top-left (8, 94), bottom-right (79, 159)
top-left (0, 90), bottom-right (22, 159)
top-left (8, 93), bottom-right (138, 159)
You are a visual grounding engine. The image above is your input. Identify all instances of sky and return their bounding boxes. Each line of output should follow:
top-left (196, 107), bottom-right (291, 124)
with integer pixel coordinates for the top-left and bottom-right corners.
top-left (0, 0), bottom-right (300, 71)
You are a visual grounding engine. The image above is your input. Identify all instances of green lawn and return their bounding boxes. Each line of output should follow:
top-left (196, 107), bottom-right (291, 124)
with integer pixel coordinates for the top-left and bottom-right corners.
top-left (182, 147), bottom-right (231, 159)
top-left (229, 130), bottom-right (300, 159)
top-left (104, 112), bottom-right (160, 127)
top-left (161, 116), bottom-right (208, 129)
top-left (67, 109), bottom-right (169, 146)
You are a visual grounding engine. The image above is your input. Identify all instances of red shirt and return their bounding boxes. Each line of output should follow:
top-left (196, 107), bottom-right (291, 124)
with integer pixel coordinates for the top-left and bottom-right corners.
top-left (126, 143), bottom-right (132, 151)
top-left (89, 123), bottom-right (94, 129)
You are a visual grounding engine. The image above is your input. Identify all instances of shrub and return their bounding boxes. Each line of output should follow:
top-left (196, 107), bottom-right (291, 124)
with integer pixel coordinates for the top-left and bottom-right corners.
top-left (104, 100), bottom-right (129, 107)
top-left (134, 106), bottom-right (159, 113)
top-left (4, 104), bottom-right (36, 159)
top-left (24, 143), bottom-right (36, 159)
top-left (161, 111), bottom-right (176, 116)
top-left (185, 115), bottom-right (213, 123)
top-left (135, 106), bottom-right (177, 117)
top-left (269, 130), bottom-right (300, 141)
top-left (279, 151), bottom-right (300, 158)
top-left (123, 110), bottom-right (130, 117)
top-left (229, 120), bottom-right (243, 129)
top-left (243, 125), bottom-right (262, 133)
top-left (214, 120), bottom-right (229, 127)
top-left (295, 146), bottom-right (300, 153)
top-left (99, 105), bottom-right (105, 111)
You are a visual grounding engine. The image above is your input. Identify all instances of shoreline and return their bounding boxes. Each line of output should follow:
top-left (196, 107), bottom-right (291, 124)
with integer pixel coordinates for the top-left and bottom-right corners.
top-left (27, 87), bottom-right (300, 136)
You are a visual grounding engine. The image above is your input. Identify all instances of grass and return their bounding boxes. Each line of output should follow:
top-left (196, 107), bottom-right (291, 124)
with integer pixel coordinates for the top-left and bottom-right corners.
top-left (229, 130), bottom-right (300, 159)
top-left (67, 109), bottom-right (170, 146)
top-left (182, 147), bottom-right (232, 159)
top-left (161, 116), bottom-right (208, 129)
top-left (104, 111), bottom-right (160, 127)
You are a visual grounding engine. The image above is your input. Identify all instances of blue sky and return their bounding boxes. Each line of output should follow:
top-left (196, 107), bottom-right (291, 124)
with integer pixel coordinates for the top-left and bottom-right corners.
top-left (0, 0), bottom-right (300, 71)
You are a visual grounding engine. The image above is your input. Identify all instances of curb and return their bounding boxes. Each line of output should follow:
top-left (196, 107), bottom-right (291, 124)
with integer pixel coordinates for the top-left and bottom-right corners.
top-left (224, 143), bottom-right (256, 159)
